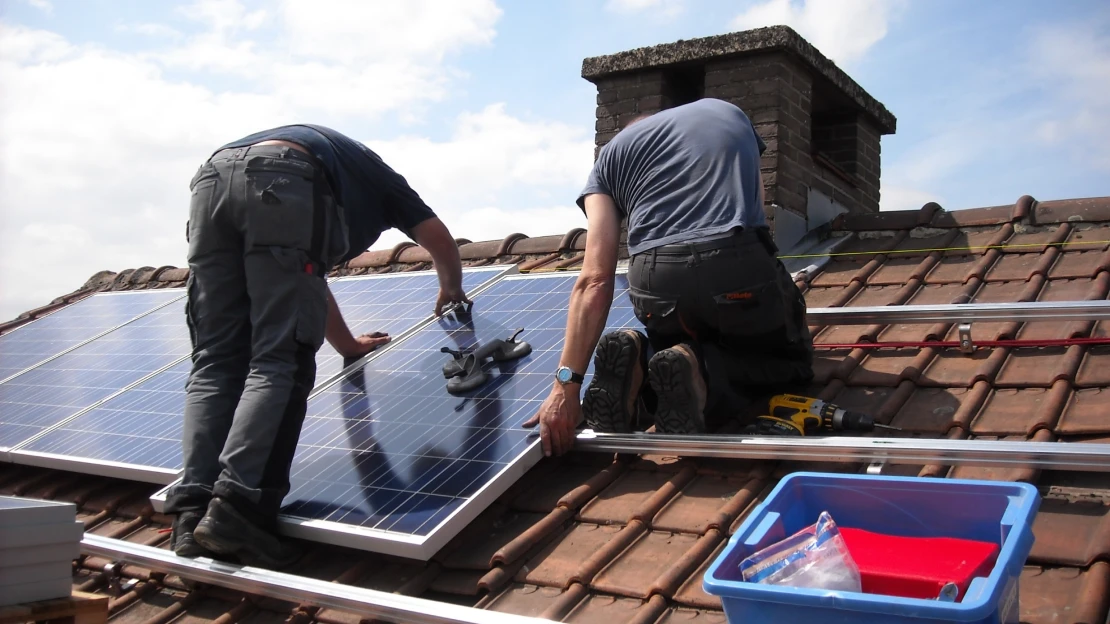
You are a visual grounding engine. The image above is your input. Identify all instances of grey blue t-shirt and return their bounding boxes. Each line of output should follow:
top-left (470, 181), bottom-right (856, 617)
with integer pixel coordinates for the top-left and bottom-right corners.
top-left (577, 98), bottom-right (767, 256)
top-left (217, 124), bottom-right (437, 265)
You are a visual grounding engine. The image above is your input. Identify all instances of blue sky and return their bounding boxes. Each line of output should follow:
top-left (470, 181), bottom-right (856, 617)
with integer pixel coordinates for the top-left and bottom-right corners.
top-left (1, 0), bottom-right (1107, 321)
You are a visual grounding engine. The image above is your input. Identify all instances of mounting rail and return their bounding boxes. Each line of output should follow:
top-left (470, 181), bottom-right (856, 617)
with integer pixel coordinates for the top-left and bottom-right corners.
top-left (575, 431), bottom-right (1110, 472)
top-left (807, 300), bottom-right (1110, 325)
top-left (81, 534), bottom-right (553, 624)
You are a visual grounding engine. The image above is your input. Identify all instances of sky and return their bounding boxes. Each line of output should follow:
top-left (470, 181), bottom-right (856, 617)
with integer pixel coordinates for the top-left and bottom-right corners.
top-left (0, 0), bottom-right (1108, 322)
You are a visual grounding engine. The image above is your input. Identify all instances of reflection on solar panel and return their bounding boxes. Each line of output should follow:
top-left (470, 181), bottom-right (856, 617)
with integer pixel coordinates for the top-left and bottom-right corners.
top-left (274, 272), bottom-right (636, 559)
top-left (0, 300), bottom-right (190, 450)
top-left (315, 267), bottom-right (508, 387)
top-left (11, 360), bottom-right (190, 483)
top-left (7, 267), bottom-right (511, 481)
top-left (0, 290), bottom-right (183, 384)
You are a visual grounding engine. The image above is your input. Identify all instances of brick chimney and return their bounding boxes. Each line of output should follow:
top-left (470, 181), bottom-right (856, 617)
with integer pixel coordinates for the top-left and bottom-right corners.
top-left (581, 26), bottom-right (897, 248)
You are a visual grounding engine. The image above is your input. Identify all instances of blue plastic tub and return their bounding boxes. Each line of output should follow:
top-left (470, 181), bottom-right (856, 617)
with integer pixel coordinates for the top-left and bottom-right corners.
top-left (703, 472), bottom-right (1040, 624)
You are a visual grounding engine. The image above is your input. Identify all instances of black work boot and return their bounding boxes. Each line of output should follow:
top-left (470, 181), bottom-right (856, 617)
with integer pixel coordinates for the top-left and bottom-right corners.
top-left (171, 510), bottom-right (212, 558)
top-left (583, 330), bottom-right (648, 433)
top-left (648, 343), bottom-right (708, 434)
top-left (193, 497), bottom-right (302, 569)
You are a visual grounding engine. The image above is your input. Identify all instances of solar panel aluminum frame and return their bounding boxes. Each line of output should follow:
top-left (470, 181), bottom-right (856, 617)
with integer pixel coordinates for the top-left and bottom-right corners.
top-left (151, 269), bottom-right (610, 560)
top-left (7, 268), bottom-right (517, 485)
top-left (0, 289), bottom-right (187, 386)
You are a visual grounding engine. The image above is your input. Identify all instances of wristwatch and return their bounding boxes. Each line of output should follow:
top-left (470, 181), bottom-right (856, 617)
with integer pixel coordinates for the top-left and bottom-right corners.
top-left (555, 366), bottom-right (584, 385)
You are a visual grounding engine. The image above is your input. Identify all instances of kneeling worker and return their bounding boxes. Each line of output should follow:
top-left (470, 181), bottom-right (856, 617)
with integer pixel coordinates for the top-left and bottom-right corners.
top-left (165, 124), bottom-right (471, 566)
top-left (525, 98), bottom-right (814, 457)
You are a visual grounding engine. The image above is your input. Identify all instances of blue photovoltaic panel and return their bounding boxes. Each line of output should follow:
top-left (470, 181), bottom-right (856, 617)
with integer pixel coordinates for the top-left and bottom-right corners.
top-left (315, 268), bottom-right (505, 386)
top-left (0, 299), bottom-right (190, 449)
top-left (10, 267), bottom-right (507, 478)
top-left (0, 290), bottom-right (182, 383)
top-left (277, 272), bottom-right (637, 556)
top-left (14, 359), bottom-right (191, 478)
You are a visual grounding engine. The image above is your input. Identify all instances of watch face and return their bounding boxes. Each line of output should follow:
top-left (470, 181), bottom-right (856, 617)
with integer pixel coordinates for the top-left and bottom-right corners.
top-left (556, 367), bottom-right (571, 383)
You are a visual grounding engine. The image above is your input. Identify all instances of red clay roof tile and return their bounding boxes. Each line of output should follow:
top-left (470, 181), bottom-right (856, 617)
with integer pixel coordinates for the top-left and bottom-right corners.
top-left (1019, 563), bottom-right (1110, 624)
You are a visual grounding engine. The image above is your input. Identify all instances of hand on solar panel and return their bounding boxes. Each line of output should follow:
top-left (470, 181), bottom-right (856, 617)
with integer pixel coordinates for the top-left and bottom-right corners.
top-left (347, 331), bottom-right (391, 358)
top-left (434, 285), bottom-right (471, 317)
top-left (523, 385), bottom-right (581, 457)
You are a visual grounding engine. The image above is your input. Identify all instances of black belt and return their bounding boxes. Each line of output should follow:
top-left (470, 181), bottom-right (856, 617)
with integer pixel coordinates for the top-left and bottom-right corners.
top-left (649, 227), bottom-right (772, 255)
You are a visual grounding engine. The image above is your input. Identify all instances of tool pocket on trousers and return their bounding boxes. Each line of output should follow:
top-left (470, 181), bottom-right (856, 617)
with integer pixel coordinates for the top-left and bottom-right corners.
top-left (245, 157), bottom-right (317, 251)
top-left (713, 279), bottom-right (787, 338)
top-left (629, 289), bottom-right (684, 336)
top-left (270, 247), bottom-right (328, 351)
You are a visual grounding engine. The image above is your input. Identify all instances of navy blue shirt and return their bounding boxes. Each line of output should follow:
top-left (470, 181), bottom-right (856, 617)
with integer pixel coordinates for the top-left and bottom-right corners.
top-left (577, 98), bottom-right (767, 256)
top-left (217, 124), bottom-right (436, 264)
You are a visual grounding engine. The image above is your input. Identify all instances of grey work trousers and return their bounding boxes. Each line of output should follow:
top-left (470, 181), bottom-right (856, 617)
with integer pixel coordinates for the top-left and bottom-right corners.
top-left (626, 227), bottom-right (815, 426)
top-left (164, 144), bottom-right (346, 528)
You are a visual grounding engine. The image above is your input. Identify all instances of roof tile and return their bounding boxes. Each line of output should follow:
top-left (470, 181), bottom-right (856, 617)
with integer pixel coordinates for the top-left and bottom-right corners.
top-left (481, 583), bottom-right (569, 619)
top-left (982, 252), bottom-right (1049, 282)
top-left (672, 541), bottom-right (726, 610)
top-left (866, 256), bottom-right (936, 286)
top-left (948, 429), bottom-right (1055, 482)
top-left (888, 384), bottom-right (987, 433)
top-left (1030, 498), bottom-right (1110, 567)
top-left (809, 259), bottom-right (870, 287)
top-left (560, 594), bottom-right (663, 624)
top-left (802, 286), bottom-right (847, 309)
top-left (848, 348), bottom-right (935, 386)
top-left (924, 254), bottom-right (979, 284)
top-left (969, 382), bottom-right (1069, 436)
top-left (590, 531), bottom-right (702, 599)
top-left (1019, 563), bottom-right (1110, 624)
top-left (654, 607), bottom-right (728, 623)
top-left (519, 524), bottom-right (625, 588)
top-left (579, 469), bottom-right (686, 525)
top-left (919, 348), bottom-right (1004, 387)
top-left (1057, 388), bottom-right (1110, 436)
top-left (1074, 346), bottom-right (1110, 387)
top-left (1033, 196), bottom-right (1110, 225)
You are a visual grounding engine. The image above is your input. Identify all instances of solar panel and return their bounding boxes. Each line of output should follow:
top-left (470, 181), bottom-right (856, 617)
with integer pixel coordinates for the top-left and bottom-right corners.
top-left (10, 360), bottom-right (191, 482)
top-left (9, 267), bottom-right (512, 481)
top-left (315, 267), bottom-right (510, 387)
top-left (269, 271), bottom-right (637, 559)
top-left (0, 299), bottom-right (190, 450)
top-left (0, 290), bottom-right (183, 384)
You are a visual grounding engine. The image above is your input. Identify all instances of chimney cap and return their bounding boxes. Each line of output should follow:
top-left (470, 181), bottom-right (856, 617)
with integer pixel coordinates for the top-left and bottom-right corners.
top-left (581, 25), bottom-right (896, 135)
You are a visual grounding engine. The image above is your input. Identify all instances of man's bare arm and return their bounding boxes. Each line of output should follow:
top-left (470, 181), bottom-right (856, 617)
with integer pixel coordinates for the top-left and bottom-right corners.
top-left (324, 286), bottom-right (389, 358)
top-left (410, 217), bottom-right (469, 315)
top-left (559, 194), bottom-right (622, 375)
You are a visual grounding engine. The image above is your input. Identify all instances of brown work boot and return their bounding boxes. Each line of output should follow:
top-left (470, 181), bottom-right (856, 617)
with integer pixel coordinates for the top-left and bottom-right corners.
top-left (583, 330), bottom-right (648, 433)
top-left (648, 343), bottom-right (708, 434)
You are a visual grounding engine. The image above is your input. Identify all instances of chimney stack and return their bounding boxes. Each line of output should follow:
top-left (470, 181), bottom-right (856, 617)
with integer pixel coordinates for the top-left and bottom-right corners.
top-left (581, 26), bottom-right (897, 249)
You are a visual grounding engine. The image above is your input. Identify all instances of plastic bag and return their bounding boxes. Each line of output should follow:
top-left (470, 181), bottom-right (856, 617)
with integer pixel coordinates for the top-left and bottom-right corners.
top-left (739, 511), bottom-right (862, 592)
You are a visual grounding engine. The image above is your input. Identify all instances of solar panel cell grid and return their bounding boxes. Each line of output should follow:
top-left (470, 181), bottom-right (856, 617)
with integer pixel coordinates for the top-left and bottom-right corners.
top-left (279, 273), bottom-right (637, 549)
top-left (0, 290), bottom-right (182, 383)
top-left (0, 299), bottom-right (190, 449)
top-left (314, 268), bottom-right (506, 386)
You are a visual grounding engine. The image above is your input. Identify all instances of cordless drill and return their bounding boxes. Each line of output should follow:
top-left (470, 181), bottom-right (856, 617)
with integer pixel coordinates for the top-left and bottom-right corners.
top-left (742, 394), bottom-right (901, 436)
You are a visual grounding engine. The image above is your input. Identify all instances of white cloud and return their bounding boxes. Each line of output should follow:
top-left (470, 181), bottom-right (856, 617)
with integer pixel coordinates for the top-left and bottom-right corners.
top-left (606, 0), bottom-right (686, 18)
top-left (0, 2), bottom-right (594, 323)
top-left (732, 0), bottom-right (903, 66)
top-left (23, 0), bottom-right (52, 14)
top-left (366, 103), bottom-right (593, 246)
top-left (115, 22), bottom-right (185, 39)
top-left (1027, 22), bottom-right (1110, 170)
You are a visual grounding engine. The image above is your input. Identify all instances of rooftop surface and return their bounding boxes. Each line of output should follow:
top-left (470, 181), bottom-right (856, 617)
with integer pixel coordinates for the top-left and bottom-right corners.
top-left (4, 194), bottom-right (1110, 623)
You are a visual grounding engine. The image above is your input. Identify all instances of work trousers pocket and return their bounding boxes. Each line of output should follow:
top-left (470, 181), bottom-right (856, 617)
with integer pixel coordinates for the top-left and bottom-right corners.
top-left (243, 156), bottom-right (318, 252)
top-left (629, 288), bottom-right (684, 337)
top-left (711, 257), bottom-right (788, 338)
top-left (268, 246), bottom-right (329, 352)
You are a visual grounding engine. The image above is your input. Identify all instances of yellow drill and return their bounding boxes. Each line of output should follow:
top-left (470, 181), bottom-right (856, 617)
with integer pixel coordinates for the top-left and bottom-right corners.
top-left (743, 394), bottom-right (902, 436)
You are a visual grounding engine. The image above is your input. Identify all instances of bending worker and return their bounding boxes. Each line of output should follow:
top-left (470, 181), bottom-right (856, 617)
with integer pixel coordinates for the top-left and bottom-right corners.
top-left (525, 98), bottom-right (814, 457)
top-left (165, 124), bottom-right (470, 567)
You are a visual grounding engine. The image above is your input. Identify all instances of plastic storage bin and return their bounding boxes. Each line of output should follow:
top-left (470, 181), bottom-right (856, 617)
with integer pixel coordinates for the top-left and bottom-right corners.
top-left (702, 472), bottom-right (1040, 624)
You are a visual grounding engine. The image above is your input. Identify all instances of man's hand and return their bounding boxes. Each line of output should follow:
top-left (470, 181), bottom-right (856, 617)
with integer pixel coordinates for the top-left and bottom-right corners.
top-left (523, 384), bottom-right (581, 457)
top-left (435, 286), bottom-right (471, 317)
top-left (337, 331), bottom-right (391, 359)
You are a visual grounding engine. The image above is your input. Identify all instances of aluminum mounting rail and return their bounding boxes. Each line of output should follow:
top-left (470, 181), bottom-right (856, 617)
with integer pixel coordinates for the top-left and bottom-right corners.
top-left (575, 431), bottom-right (1110, 472)
top-left (81, 534), bottom-right (555, 624)
top-left (807, 300), bottom-right (1110, 325)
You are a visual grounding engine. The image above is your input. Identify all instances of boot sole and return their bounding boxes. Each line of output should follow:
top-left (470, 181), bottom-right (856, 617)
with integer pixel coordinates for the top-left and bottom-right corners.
top-left (583, 332), bottom-right (643, 433)
top-left (649, 349), bottom-right (705, 434)
top-left (193, 502), bottom-right (300, 569)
